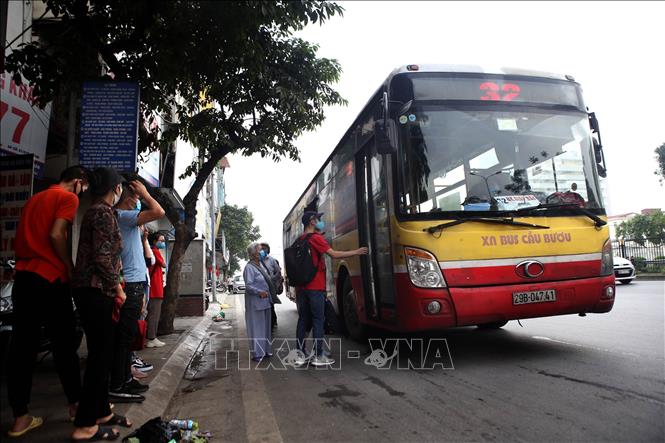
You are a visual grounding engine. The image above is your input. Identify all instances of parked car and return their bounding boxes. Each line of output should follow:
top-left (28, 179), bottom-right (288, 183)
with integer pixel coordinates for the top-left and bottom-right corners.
top-left (232, 275), bottom-right (246, 293)
top-left (613, 256), bottom-right (636, 284)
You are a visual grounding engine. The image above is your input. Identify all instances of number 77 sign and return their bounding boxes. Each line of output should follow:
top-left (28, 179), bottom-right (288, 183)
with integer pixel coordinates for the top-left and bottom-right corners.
top-left (0, 72), bottom-right (51, 176)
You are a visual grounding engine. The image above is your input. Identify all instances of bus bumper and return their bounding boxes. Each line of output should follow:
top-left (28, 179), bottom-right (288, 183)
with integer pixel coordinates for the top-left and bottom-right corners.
top-left (449, 275), bottom-right (616, 327)
top-left (393, 274), bottom-right (615, 331)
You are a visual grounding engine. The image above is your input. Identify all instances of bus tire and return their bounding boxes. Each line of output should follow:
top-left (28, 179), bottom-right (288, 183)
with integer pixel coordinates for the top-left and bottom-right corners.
top-left (342, 277), bottom-right (366, 342)
top-left (476, 320), bottom-right (508, 329)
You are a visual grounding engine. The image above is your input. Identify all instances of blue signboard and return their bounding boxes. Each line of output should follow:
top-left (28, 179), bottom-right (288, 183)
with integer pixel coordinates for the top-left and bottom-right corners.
top-left (79, 81), bottom-right (139, 172)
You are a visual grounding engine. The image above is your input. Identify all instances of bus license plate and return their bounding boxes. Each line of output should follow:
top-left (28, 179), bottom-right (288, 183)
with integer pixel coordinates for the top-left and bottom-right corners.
top-left (512, 289), bottom-right (556, 305)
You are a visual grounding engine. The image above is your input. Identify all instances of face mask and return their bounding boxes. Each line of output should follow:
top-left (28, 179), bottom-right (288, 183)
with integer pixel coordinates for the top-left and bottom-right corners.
top-left (156, 241), bottom-right (166, 249)
top-left (315, 220), bottom-right (325, 231)
top-left (135, 200), bottom-right (142, 211)
top-left (259, 250), bottom-right (267, 260)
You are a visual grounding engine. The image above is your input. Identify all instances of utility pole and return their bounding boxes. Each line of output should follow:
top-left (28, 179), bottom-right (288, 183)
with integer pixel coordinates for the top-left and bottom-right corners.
top-left (209, 168), bottom-right (218, 303)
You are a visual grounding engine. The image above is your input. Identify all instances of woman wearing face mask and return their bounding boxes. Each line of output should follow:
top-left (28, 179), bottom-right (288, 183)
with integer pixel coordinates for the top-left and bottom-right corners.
top-left (71, 167), bottom-right (131, 442)
top-left (145, 232), bottom-right (167, 348)
top-left (243, 243), bottom-right (276, 361)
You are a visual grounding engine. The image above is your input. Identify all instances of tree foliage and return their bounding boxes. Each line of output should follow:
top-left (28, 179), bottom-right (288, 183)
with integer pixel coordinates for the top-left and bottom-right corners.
top-left (655, 142), bottom-right (665, 184)
top-left (616, 212), bottom-right (665, 245)
top-left (220, 204), bottom-right (261, 275)
top-left (5, 0), bottom-right (345, 332)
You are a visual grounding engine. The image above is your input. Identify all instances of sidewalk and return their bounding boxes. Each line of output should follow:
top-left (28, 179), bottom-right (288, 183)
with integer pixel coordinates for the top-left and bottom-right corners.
top-left (0, 307), bottom-right (214, 442)
top-left (163, 292), bottom-right (251, 442)
top-left (163, 291), bottom-right (286, 443)
top-left (635, 273), bottom-right (665, 281)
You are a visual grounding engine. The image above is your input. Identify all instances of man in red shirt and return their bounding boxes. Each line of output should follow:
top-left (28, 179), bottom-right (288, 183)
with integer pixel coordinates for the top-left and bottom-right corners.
top-left (7, 166), bottom-right (88, 437)
top-left (296, 211), bottom-right (367, 366)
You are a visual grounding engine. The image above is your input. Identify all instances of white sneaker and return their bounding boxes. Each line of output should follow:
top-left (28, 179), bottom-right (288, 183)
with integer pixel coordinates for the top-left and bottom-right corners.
top-left (311, 355), bottom-right (335, 366)
top-left (146, 339), bottom-right (165, 348)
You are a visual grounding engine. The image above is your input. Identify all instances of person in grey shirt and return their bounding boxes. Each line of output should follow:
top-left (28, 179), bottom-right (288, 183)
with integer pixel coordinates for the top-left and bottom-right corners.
top-left (260, 242), bottom-right (282, 328)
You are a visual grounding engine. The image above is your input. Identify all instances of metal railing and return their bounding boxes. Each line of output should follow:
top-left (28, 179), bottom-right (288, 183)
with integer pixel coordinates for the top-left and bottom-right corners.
top-left (612, 238), bottom-right (665, 273)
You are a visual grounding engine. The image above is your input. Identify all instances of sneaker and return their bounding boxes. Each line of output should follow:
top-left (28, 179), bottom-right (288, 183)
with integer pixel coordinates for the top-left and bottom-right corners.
top-left (311, 355), bottom-right (335, 366)
top-left (294, 351), bottom-right (312, 366)
top-left (109, 388), bottom-right (145, 403)
top-left (124, 379), bottom-right (149, 393)
top-left (145, 338), bottom-right (165, 348)
top-left (132, 357), bottom-right (153, 372)
top-left (131, 366), bottom-right (149, 379)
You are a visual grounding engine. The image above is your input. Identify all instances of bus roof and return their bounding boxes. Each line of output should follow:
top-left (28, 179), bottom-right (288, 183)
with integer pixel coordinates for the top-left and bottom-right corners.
top-left (386, 64), bottom-right (574, 82)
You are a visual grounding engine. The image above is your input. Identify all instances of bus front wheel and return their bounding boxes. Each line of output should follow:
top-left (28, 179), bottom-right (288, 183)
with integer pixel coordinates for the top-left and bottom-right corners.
top-left (342, 277), bottom-right (366, 341)
top-left (476, 320), bottom-right (508, 329)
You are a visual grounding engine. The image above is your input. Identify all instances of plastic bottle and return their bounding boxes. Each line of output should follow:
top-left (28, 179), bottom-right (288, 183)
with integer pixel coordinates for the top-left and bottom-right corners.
top-left (169, 419), bottom-right (194, 430)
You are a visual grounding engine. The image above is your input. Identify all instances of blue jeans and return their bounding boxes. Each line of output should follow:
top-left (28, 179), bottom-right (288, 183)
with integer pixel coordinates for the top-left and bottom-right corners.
top-left (296, 290), bottom-right (326, 356)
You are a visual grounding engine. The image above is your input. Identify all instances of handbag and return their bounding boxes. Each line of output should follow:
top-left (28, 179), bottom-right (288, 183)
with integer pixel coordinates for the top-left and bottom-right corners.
top-left (276, 275), bottom-right (284, 295)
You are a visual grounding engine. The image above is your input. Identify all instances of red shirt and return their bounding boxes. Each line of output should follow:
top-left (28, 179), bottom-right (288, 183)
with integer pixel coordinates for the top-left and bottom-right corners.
top-left (149, 247), bottom-right (166, 299)
top-left (15, 185), bottom-right (79, 283)
top-left (299, 232), bottom-right (331, 292)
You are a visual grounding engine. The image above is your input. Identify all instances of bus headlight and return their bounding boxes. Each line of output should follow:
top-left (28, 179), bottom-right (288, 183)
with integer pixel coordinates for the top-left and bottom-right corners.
top-left (405, 247), bottom-right (447, 288)
top-left (600, 238), bottom-right (613, 276)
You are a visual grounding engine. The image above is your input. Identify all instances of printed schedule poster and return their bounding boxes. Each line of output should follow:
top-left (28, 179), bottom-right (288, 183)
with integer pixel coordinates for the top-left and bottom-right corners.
top-left (79, 81), bottom-right (139, 172)
top-left (0, 154), bottom-right (34, 282)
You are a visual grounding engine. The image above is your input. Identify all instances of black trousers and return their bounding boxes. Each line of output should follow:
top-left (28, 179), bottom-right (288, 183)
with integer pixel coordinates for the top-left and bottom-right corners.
top-left (7, 271), bottom-right (82, 418)
top-left (271, 305), bottom-right (277, 326)
top-left (73, 287), bottom-right (114, 427)
top-left (109, 282), bottom-right (143, 389)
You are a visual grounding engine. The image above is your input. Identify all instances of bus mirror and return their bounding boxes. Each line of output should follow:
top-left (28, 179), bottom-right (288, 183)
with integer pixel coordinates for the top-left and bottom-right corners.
top-left (592, 138), bottom-right (607, 178)
top-left (593, 138), bottom-right (602, 163)
top-left (597, 163), bottom-right (607, 178)
top-left (588, 112), bottom-right (600, 134)
top-left (375, 119), bottom-right (397, 154)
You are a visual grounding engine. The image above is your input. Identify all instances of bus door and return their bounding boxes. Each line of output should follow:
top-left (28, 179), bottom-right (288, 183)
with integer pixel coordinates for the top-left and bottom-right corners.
top-left (356, 139), bottom-right (396, 320)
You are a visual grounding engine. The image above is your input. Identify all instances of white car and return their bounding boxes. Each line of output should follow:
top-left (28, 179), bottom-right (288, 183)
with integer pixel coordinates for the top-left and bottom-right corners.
top-left (232, 276), bottom-right (245, 293)
top-left (613, 256), bottom-right (636, 284)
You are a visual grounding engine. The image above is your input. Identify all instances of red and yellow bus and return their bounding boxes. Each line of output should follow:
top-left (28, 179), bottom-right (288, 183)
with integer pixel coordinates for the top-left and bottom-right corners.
top-left (283, 65), bottom-right (615, 339)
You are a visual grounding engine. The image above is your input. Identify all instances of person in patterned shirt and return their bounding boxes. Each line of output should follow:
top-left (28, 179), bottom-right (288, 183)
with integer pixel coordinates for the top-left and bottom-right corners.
top-left (71, 167), bottom-right (129, 442)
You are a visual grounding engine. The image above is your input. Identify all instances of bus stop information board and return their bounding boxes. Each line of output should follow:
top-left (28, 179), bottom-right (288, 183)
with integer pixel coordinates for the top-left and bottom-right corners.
top-left (79, 81), bottom-right (139, 172)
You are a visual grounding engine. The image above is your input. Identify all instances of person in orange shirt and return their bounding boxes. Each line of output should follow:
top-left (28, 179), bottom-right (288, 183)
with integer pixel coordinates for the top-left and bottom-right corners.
top-left (7, 166), bottom-right (88, 438)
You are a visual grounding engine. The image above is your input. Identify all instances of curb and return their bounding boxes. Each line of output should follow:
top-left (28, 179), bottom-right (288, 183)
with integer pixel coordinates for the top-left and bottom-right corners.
top-left (122, 299), bottom-right (218, 433)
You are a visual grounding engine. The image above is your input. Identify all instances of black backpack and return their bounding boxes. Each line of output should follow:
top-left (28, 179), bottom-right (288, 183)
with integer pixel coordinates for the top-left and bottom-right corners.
top-left (284, 234), bottom-right (318, 287)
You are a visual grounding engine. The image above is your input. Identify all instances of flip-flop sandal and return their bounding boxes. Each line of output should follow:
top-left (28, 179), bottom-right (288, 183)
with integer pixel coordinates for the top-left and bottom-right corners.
top-left (7, 416), bottom-right (43, 437)
top-left (99, 414), bottom-right (132, 428)
top-left (70, 404), bottom-right (115, 422)
top-left (72, 425), bottom-right (119, 442)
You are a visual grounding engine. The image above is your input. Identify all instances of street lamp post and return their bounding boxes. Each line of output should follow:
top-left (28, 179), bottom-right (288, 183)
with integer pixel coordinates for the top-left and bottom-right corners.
top-left (209, 169), bottom-right (218, 304)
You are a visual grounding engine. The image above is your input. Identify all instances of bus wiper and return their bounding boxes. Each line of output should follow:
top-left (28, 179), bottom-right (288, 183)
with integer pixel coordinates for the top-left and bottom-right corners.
top-left (424, 217), bottom-right (549, 234)
top-left (515, 203), bottom-right (607, 228)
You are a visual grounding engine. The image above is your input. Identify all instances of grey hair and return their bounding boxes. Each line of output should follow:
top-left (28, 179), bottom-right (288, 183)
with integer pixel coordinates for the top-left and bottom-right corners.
top-left (246, 242), bottom-right (261, 258)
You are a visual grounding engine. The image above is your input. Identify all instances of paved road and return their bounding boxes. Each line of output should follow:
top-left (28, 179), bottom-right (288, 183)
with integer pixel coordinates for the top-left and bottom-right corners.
top-left (167, 281), bottom-right (664, 442)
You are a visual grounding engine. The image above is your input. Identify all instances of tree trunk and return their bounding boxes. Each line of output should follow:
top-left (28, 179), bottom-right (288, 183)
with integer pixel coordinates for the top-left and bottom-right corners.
top-left (157, 221), bottom-right (194, 334)
top-left (157, 145), bottom-right (230, 334)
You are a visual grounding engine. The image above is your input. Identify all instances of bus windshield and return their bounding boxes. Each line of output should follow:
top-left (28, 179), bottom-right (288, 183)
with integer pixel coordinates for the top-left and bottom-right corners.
top-left (397, 105), bottom-right (604, 216)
